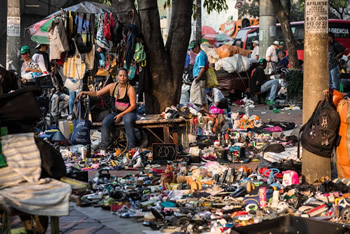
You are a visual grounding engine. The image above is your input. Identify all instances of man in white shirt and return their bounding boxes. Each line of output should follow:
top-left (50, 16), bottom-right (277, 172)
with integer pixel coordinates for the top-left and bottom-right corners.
top-left (206, 87), bottom-right (228, 110)
top-left (266, 41), bottom-right (279, 73)
top-left (251, 40), bottom-right (259, 61)
top-left (32, 44), bottom-right (50, 73)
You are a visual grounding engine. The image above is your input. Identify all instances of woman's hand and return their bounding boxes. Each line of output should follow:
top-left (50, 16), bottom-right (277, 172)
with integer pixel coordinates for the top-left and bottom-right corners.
top-left (114, 114), bottom-right (123, 123)
top-left (76, 91), bottom-right (84, 100)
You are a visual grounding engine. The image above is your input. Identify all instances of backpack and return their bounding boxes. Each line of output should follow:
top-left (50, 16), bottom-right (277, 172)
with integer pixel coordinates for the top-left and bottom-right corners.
top-left (133, 42), bottom-right (146, 66)
top-left (298, 90), bottom-right (340, 158)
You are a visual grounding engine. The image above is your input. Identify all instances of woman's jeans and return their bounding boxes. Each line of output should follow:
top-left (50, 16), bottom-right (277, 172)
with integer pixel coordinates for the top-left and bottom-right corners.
top-left (101, 111), bottom-right (137, 150)
top-left (69, 90), bottom-right (80, 115)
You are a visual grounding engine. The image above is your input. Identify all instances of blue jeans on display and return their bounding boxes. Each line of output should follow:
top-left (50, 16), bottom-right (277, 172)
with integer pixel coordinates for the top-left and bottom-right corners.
top-left (69, 90), bottom-right (80, 115)
top-left (101, 111), bottom-right (137, 150)
top-left (329, 65), bottom-right (340, 90)
top-left (260, 79), bottom-right (279, 101)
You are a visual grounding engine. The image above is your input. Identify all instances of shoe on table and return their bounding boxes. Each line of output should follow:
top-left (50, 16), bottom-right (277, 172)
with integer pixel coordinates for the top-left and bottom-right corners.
top-left (265, 100), bottom-right (276, 105)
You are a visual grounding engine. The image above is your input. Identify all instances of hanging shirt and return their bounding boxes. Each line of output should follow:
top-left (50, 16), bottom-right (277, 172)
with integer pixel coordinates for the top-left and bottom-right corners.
top-left (75, 14), bottom-right (90, 33)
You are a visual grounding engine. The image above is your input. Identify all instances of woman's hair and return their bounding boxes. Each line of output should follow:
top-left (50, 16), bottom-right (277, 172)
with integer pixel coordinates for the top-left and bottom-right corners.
top-left (117, 67), bottom-right (128, 75)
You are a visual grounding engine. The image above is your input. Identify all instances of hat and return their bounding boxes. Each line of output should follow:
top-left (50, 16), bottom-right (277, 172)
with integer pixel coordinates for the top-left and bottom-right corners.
top-left (273, 41), bottom-right (279, 45)
top-left (20, 45), bottom-right (30, 54)
top-left (35, 44), bottom-right (48, 49)
top-left (188, 40), bottom-right (199, 49)
top-left (252, 40), bottom-right (259, 45)
top-left (259, 58), bottom-right (266, 65)
top-left (206, 88), bottom-right (211, 94)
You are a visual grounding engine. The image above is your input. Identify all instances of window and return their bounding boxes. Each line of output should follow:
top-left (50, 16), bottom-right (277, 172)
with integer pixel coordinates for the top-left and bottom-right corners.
top-left (245, 30), bottom-right (259, 50)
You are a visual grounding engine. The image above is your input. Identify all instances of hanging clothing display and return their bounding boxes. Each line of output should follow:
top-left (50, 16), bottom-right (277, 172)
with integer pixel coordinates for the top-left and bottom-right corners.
top-left (48, 17), bottom-right (69, 60)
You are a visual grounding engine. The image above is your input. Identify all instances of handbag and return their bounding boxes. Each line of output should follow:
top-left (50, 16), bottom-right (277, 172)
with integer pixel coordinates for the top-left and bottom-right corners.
top-left (206, 67), bottom-right (218, 88)
top-left (76, 32), bottom-right (92, 54)
top-left (63, 39), bottom-right (86, 79)
top-left (64, 77), bottom-right (82, 91)
top-left (103, 13), bottom-right (114, 41)
top-left (71, 99), bottom-right (91, 145)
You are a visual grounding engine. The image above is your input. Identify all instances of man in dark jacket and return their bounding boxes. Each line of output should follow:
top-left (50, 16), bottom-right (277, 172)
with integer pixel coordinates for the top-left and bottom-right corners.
top-left (329, 32), bottom-right (346, 90)
top-left (250, 59), bottom-right (279, 105)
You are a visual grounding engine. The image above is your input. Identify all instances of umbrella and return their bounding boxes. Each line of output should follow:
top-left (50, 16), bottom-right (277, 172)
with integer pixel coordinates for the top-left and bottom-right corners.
top-left (202, 33), bottom-right (233, 43)
top-left (28, 1), bottom-right (115, 44)
top-left (202, 25), bottom-right (217, 35)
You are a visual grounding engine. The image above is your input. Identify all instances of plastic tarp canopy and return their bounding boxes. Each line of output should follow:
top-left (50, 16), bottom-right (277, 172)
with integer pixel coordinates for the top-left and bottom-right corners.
top-left (27, 1), bottom-right (115, 44)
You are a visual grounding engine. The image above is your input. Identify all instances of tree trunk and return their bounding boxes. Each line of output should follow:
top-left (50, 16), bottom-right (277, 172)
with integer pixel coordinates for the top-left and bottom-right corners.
top-left (113, 0), bottom-right (193, 113)
top-left (271, 0), bottom-right (301, 70)
top-left (195, 0), bottom-right (202, 41)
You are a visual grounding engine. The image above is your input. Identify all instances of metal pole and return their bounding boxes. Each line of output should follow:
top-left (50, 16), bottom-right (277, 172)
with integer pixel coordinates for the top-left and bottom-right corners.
top-left (259, 0), bottom-right (276, 60)
top-left (6, 0), bottom-right (21, 72)
top-left (302, 0), bottom-right (329, 183)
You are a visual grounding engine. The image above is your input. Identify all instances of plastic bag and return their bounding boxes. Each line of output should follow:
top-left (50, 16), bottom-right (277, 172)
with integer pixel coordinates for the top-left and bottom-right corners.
top-left (206, 67), bottom-right (218, 88)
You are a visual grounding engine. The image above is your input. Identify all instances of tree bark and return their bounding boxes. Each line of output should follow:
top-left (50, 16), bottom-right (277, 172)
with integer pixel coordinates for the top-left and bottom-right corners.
top-left (271, 0), bottom-right (301, 70)
top-left (113, 0), bottom-right (193, 113)
top-left (112, 0), bottom-right (141, 26)
top-left (195, 0), bottom-right (202, 41)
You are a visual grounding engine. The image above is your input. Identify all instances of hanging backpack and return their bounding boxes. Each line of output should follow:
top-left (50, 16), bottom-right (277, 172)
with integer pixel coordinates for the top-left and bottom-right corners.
top-left (103, 13), bottom-right (114, 41)
top-left (133, 42), bottom-right (146, 66)
top-left (298, 90), bottom-right (341, 158)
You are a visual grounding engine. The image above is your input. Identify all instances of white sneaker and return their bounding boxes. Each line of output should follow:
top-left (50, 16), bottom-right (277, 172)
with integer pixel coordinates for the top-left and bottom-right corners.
top-left (134, 156), bottom-right (143, 168)
top-left (67, 114), bottom-right (73, 120)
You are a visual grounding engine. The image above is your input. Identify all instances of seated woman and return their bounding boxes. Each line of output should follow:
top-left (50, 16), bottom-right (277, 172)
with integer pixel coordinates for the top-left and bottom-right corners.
top-left (77, 68), bottom-right (137, 155)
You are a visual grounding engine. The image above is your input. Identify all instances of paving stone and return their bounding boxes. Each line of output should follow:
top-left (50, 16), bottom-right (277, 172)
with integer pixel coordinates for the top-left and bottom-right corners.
top-left (94, 227), bottom-right (121, 234)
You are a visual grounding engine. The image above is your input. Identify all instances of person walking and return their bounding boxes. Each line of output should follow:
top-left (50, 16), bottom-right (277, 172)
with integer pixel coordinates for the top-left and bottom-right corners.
top-left (189, 40), bottom-right (209, 111)
top-left (329, 32), bottom-right (346, 90)
top-left (266, 41), bottom-right (279, 73)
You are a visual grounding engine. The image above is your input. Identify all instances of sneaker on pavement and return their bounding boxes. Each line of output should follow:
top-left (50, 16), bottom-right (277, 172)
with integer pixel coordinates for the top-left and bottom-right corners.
top-left (265, 100), bottom-right (276, 105)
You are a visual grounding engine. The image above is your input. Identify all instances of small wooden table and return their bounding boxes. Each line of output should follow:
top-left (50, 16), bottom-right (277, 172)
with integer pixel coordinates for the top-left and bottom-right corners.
top-left (92, 114), bottom-right (190, 147)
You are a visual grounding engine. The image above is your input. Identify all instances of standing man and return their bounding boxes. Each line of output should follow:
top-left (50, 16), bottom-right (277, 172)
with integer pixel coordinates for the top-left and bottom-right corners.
top-left (329, 32), bottom-right (346, 90)
top-left (266, 41), bottom-right (279, 73)
top-left (189, 40), bottom-right (209, 111)
top-left (32, 44), bottom-right (50, 73)
top-left (20, 45), bottom-right (41, 83)
top-left (250, 59), bottom-right (279, 105)
top-left (251, 40), bottom-right (259, 61)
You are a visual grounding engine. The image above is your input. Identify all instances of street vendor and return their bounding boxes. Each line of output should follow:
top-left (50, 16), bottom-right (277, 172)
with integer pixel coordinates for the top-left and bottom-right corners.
top-left (77, 68), bottom-right (137, 155)
top-left (249, 59), bottom-right (279, 105)
top-left (32, 44), bottom-right (50, 73)
top-left (206, 87), bottom-right (229, 111)
top-left (20, 45), bottom-right (41, 83)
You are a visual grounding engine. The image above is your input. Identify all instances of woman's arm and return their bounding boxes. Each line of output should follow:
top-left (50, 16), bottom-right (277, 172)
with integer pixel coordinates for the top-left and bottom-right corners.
top-left (77, 83), bottom-right (115, 100)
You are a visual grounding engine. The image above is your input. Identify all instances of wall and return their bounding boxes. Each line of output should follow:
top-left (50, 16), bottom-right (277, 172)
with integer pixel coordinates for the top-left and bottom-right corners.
top-left (201, 0), bottom-right (239, 31)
